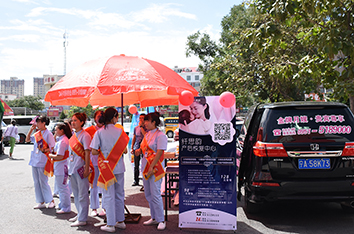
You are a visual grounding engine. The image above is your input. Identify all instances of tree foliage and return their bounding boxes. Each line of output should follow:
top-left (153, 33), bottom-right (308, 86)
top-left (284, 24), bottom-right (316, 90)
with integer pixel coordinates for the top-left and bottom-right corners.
top-left (7, 96), bottom-right (45, 110)
top-left (186, 0), bottom-right (354, 110)
top-left (68, 104), bottom-right (95, 119)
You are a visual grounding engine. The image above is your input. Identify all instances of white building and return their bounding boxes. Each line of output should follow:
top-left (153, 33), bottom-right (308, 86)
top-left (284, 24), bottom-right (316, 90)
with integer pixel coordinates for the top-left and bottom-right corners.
top-left (0, 77), bottom-right (24, 98)
top-left (33, 77), bottom-right (45, 98)
top-left (43, 74), bottom-right (64, 108)
top-left (173, 66), bottom-right (203, 93)
top-left (0, 93), bottom-right (17, 101)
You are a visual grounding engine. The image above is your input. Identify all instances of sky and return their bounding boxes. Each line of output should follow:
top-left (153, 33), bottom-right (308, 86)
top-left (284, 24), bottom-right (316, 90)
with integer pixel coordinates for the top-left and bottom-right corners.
top-left (0, 0), bottom-right (244, 96)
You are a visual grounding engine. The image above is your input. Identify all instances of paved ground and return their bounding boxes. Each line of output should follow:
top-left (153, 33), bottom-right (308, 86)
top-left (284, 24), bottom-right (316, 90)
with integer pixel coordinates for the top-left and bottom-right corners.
top-left (0, 143), bottom-right (237, 234)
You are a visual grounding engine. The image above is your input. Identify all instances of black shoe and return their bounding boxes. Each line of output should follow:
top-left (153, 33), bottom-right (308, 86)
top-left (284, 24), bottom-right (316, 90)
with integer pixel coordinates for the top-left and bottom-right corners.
top-left (132, 182), bottom-right (139, 186)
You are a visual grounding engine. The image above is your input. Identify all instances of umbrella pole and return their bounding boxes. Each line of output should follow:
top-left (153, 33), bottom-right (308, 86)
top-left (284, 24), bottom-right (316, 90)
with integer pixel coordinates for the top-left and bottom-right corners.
top-left (121, 93), bottom-right (124, 126)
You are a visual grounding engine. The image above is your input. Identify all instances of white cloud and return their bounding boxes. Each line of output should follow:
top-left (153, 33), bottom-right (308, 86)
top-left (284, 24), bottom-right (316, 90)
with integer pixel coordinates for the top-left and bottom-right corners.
top-left (131, 3), bottom-right (197, 23)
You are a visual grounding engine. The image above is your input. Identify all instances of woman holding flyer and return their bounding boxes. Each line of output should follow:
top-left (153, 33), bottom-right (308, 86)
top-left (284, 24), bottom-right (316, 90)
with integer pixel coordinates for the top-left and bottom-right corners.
top-left (26, 116), bottom-right (56, 209)
top-left (91, 107), bottom-right (129, 233)
top-left (48, 122), bottom-right (72, 214)
top-left (68, 112), bottom-right (93, 227)
top-left (135, 112), bottom-right (167, 230)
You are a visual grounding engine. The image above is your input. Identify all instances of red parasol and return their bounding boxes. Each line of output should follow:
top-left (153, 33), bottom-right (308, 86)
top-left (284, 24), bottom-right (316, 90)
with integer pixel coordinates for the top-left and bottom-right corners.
top-left (44, 55), bottom-right (198, 108)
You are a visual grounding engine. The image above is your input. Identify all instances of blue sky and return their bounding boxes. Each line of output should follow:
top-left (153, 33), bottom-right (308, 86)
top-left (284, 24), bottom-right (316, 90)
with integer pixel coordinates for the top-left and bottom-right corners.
top-left (0, 0), bottom-right (244, 95)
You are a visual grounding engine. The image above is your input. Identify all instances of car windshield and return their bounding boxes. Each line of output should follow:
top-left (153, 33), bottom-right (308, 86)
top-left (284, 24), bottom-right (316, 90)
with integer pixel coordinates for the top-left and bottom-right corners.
top-left (262, 106), bottom-right (354, 143)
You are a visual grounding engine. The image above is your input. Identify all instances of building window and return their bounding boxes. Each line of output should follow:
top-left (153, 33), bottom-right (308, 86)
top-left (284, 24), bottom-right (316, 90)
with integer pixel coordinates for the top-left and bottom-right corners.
top-left (187, 75), bottom-right (191, 81)
top-left (195, 75), bottom-right (199, 80)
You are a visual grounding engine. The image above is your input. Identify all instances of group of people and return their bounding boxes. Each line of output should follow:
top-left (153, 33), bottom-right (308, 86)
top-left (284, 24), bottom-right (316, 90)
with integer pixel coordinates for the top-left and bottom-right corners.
top-left (27, 109), bottom-right (168, 232)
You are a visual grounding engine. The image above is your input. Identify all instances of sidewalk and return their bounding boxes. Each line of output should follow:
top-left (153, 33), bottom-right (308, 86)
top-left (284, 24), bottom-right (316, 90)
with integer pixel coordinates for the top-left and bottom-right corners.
top-left (0, 144), bottom-right (233, 234)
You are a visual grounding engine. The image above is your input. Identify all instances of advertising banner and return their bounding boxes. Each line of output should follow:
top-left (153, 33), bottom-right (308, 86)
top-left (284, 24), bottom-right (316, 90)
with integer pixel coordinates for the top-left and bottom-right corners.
top-left (178, 96), bottom-right (237, 231)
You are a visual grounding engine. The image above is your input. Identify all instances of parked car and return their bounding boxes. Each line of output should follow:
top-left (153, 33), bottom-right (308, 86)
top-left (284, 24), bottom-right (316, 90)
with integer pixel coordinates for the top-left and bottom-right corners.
top-left (238, 101), bottom-right (354, 213)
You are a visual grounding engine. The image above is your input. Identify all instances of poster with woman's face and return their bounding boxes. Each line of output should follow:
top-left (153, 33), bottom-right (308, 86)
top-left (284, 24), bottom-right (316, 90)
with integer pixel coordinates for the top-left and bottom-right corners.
top-left (178, 96), bottom-right (236, 146)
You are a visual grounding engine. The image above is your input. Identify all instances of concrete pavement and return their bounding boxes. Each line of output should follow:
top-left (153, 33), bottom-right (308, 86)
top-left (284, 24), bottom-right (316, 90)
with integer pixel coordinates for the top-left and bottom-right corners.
top-left (0, 143), bottom-right (233, 234)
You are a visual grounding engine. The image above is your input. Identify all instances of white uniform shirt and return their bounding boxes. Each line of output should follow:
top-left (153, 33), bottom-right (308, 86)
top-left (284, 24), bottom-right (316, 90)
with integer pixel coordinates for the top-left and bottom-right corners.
top-left (3, 125), bottom-right (18, 138)
top-left (28, 129), bottom-right (56, 168)
top-left (90, 124), bottom-right (126, 174)
top-left (141, 128), bottom-right (168, 171)
top-left (53, 135), bottom-right (69, 176)
top-left (68, 130), bottom-right (91, 175)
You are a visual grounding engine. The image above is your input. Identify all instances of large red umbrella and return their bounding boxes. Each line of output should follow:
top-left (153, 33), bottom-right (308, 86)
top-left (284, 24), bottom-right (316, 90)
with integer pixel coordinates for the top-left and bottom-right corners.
top-left (45, 55), bottom-right (198, 108)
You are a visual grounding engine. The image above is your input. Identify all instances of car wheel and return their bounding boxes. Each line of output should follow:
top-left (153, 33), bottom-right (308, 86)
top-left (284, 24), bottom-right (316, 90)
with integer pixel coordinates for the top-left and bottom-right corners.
top-left (166, 131), bottom-right (174, 138)
top-left (340, 202), bottom-right (354, 213)
top-left (18, 134), bottom-right (26, 144)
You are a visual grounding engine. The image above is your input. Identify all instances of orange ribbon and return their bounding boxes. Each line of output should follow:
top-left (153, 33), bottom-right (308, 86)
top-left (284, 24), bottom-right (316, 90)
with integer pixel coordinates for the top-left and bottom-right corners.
top-left (141, 136), bottom-right (165, 182)
top-left (34, 131), bottom-right (53, 177)
top-left (69, 133), bottom-right (95, 187)
top-left (97, 130), bottom-right (129, 190)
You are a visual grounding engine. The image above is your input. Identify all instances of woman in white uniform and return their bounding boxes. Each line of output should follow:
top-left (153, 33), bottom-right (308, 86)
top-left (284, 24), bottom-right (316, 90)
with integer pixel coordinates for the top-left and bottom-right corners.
top-left (91, 107), bottom-right (128, 233)
top-left (85, 110), bottom-right (104, 217)
top-left (68, 112), bottom-right (92, 227)
top-left (49, 122), bottom-right (72, 214)
top-left (135, 112), bottom-right (167, 230)
top-left (26, 116), bottom-right (56, 209)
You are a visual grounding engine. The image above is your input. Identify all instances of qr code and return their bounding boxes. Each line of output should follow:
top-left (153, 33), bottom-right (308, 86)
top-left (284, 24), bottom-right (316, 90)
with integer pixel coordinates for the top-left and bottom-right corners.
top-left (214, 123), bottom-right (231, 141)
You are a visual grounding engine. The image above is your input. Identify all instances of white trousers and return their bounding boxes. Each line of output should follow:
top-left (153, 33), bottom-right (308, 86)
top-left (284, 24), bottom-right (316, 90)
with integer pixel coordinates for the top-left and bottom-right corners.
top-left (102, 173), bottom-right (125, 226)
top-left (32, 167), bottom-right (53, 204)
top-left (55, 175), bottom-right (71, 212)
top-left (143, 174), bottom-right (164, 222)
top-left (70, 172), bottom-right (89, 222)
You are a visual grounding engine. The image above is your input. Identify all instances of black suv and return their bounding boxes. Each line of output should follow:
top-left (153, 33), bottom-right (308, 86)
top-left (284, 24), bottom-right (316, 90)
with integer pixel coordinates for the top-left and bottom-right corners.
top-left (238, 102), bottom-right (354, 213)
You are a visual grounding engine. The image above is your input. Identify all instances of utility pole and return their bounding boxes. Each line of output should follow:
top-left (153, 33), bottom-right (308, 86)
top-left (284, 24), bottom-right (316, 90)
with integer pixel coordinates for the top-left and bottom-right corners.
top-left (63, 31), bottom-right (68, 75)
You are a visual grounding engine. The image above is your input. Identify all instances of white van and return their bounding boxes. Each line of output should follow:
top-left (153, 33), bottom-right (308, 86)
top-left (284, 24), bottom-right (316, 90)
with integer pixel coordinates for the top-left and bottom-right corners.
top-left (3, 115), bottom-right (38, 144)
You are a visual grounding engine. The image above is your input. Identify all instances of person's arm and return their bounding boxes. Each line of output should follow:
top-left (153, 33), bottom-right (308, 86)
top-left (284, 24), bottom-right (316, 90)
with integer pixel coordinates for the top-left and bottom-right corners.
top-left (131, 135), bottom-right (136, 154)
top-left (49, 153), bottom-right (65, 161)
top-left (83, 149), bottom-right (91, 178)
top-left (26, 125), bottom-right (36, 143)
top-left (92, 149), bottom-right (99, 155)
top-left (146, 149), bottom-right (164, 178)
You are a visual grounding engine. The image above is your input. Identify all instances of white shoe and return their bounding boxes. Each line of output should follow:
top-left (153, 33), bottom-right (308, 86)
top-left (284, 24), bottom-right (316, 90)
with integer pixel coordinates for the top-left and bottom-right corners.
top-left (115, 222), bottom-right (126, 229)
top-left (157, 222), bottom-right (166, 230)
top-left (100, 225), bottom-right (115, 232)
top-left (47, 201), bottom-right (55, 209)
top-left (91, 210), bottom-right (98, 216)
top-left (70, 220), bottom-right (87, 227)
top-left (33, 203), bottom-right (46, 209)
top-left (68, 215), bottom-right (78, 222)
top-left (143, 218), bottom-right (159, 225)
top-left (56, 209), bottom-right (70, 214)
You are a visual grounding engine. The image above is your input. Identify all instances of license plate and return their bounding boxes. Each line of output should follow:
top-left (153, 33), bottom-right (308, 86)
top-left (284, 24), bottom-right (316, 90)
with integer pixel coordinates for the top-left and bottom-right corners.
top-left (298, 158), bottom-right (330, 169)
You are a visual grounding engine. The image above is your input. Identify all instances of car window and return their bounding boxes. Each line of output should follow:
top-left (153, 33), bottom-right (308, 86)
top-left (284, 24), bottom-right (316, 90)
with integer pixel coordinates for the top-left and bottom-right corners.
top-left (262, 106), bottom-right (354, 143)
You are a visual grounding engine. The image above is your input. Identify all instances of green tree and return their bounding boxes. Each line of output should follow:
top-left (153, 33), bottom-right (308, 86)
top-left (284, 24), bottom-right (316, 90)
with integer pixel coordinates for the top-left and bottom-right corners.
top-left (68, 104), bottom-right (94, 119)
top-left (7, 95), bottom-right (44, 110)
top-left (186, 4), bottom-right (259, 106)
top-left (249, 0), bottom-right (354, 109)
top-left (59, 111), bottom-right (67, 120)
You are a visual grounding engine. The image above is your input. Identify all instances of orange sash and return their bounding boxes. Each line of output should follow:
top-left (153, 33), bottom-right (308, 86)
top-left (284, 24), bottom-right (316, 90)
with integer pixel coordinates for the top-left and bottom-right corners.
top-left (97, 130), bottom-right (129, 190)
top-left (34, 131), bottom-right (53, 177)
top-left (53, 150), bottom-right (70, 162)
top-left (141, 134), bottom-right (165, 182)
top-left (69, 132), bottom-right (95, 186)
top-left (85, 125), bottom-right (98, 139)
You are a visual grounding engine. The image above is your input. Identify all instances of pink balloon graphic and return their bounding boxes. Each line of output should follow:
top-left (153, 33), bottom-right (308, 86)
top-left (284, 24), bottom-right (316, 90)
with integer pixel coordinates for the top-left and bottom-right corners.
top-left (179, 90), bottom-right (194, 106)
top-left (219, 91), bottom-right (235, 108)
top-left (128, 105), bottom-right (138, 114)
